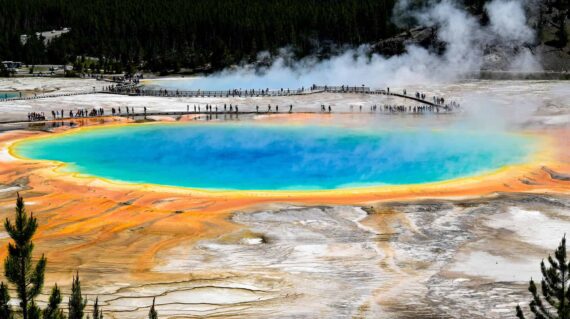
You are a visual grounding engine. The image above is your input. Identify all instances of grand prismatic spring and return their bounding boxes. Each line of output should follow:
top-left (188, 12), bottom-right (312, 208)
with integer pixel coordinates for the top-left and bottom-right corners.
top-left (2, 0), bottom-right (570, 316)
top-left (0, 76), bottom-right (568, 319)
top-left (13, 123), bottom-right (536, 190)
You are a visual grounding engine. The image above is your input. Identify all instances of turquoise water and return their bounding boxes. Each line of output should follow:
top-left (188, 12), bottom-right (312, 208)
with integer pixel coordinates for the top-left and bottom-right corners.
top-left (14, 123), bottom-right (535, 190)
top-left (0, 92), bottom-right (20, 99)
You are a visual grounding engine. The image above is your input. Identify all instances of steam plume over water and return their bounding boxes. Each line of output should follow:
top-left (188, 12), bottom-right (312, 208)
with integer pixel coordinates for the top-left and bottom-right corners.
top-left (153, 0), bottom-right (541, 90)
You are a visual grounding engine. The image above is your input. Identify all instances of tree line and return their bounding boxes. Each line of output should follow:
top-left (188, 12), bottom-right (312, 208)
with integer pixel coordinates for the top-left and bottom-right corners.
top-left (0, 0), bottom-right (398, 74)
top-left (1, 0), bottom-right (565, 75)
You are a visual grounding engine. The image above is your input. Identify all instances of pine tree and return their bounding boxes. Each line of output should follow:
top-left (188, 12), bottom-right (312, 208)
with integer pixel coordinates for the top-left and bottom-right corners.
top-left (68, 273), bottom-right (87, 319)
top-left (4, 194), bottom-right (47, 319)
top-left (0, 282), bottom-right (11, 319)
top-left (42, 284), bottom-right (64, 319)
top-left (516, 235), bottom-right (570, 319)
top-left (0, 0), bottom-right (401, 70)
top-left (0, 63), bottom-right (10, 78)
top-left (28, 301), bottom-right (41, 319)
top-left (148, 298), bottom-right (157, 319)
top-left (92, 297), bottom-right (102, 319)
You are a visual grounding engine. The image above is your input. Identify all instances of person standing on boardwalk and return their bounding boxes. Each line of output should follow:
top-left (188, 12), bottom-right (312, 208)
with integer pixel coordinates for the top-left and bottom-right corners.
top-left (289, 105), bottom-right (293, 113)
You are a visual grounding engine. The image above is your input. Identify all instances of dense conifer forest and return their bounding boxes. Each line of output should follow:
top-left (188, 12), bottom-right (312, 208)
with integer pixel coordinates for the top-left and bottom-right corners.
top-left (0, 0), bottom-right (540, 73)
top-left (0, 0), bottom-right (401, 73)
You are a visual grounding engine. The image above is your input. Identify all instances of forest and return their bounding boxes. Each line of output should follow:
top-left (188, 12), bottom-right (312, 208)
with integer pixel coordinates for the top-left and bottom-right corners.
top-left (0, 0), bottom-right (402, 73)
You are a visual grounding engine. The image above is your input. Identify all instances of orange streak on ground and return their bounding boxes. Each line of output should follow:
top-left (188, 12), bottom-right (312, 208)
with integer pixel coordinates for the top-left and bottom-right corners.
top-left (0, 117), bottom-right (568, 289)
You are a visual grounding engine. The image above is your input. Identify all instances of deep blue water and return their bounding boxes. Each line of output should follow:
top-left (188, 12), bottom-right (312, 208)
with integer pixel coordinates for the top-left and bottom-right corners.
top-left (14, 123), bottom-right (535, 190)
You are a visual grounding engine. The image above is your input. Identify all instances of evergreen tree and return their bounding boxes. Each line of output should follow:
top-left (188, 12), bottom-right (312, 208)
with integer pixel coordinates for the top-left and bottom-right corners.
top-left (92, 297), bottom-right (102, 319)
top-left (42, 284), bottom-right (64, 319)
top-left (516, 235), bottom-right (570, 319)
top-left (148, 298), bottom-right (157, 319)
top-left (28, 301), bottom-right (41, 319)
top-left (4, 194), bottom-right (47, 319)
top-left (541, 0), bottom-right (569, 48)
top-left (0, 0), bottom-right (400, 70)
top-left (0, 63), bottom-right (10, 78)
top-left (0, 282), bottom-right (11, 319)
top-left (68, 273), bottom-right (86, 319)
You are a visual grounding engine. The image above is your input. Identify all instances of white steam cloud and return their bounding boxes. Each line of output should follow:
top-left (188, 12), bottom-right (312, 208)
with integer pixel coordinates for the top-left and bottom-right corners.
top-left (158, 0), bottom-right (541, 90)
top-left (485, 0), bottom-right (535, 43)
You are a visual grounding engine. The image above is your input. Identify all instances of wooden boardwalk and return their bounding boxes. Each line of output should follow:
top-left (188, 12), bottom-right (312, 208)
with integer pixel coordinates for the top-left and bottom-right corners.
top-left (0, 85), bottom-right (440, 107)
top-left (0, 90), bottom-right (98, 102)
top-left (105, 85), bottom-right (439, 106)
top-left (0, 109), bottom-right (458, 126)
top-left (0, 84), bottom-right (457, 125)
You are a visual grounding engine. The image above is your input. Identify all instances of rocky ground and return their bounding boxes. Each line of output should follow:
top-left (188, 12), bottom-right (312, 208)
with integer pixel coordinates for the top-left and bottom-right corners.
top-left (86, 194), bottom-right (569, 318)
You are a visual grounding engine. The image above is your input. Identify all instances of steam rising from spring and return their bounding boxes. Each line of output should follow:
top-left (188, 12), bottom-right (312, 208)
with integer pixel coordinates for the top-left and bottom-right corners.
top-left (182, 0), bottom-right (540, 89)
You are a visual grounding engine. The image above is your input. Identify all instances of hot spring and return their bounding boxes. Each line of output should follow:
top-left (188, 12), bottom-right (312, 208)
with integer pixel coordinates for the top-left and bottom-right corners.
top-left (13, 122), bottom-right (536, 190)
top-left (0, 91), bottom-right (21, 99)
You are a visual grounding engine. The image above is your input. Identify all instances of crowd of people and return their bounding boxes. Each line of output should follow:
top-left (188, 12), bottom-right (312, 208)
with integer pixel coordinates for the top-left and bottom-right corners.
top-left (27, 112), bottom-right (46, 121)
top-left (349, 103), bottom-right (461, 113)
top-left (183, 103), bottom-right (295, 114)
top-left (46, 108), bottom-right (106, 120)
top-left (106, 86), bottom-right (304, 98)
top-left (22, 85), bottom-right (462, 122)
top-left (25, 100), bottom-right (461, 122)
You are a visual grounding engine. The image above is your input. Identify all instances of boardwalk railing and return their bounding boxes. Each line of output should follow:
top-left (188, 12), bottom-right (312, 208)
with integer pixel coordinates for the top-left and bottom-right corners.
top-left (0, 90), bottom-right (98, 102)
top-left (313, 85), bottom-right (372, 93)
top-left (0, 84), bottom-right (445, 108)
top-left (108, 85), bottom-right (376, 97)
top-left (105, 87), bottom-right (308, 98)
